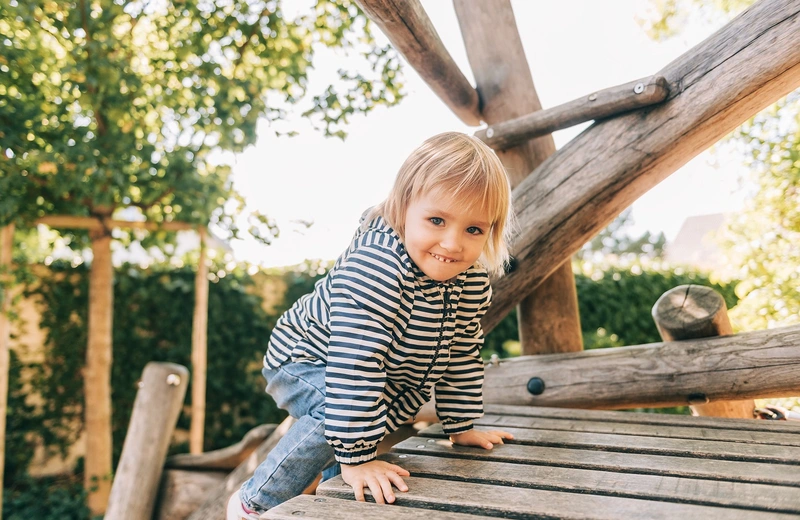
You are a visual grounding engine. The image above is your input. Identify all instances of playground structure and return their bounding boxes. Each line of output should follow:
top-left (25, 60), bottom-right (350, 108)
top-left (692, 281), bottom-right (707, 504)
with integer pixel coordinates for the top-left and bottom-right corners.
top-left (3, 0), bottom-right (799, 518)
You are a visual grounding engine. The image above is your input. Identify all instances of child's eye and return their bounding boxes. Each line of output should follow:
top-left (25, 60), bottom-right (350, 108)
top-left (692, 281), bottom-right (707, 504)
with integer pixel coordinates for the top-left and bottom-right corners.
top-left (429, 217), bottom-right (444, 226)
top-left (467, 226), bottom-right (484, 235)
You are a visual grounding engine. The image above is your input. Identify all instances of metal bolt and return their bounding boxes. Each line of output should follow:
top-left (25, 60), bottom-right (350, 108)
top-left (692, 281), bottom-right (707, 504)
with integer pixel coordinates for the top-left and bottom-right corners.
top-left (527, 377), bottom-right (546, 396)
top-left (399, 454), bottom-right (408, 458)
top-left (634, 82), bottom-right (645, 94)
top-left (314, 498), bottom-right (326, 503)
top-left (427, 439), bottom-right (436, 443)
top-left (416, 445), bottom-right (426, 449)
top-left (488, 354), bottom-right (500, 367)
top-left (588, 93), bottom-right (597, 101)
top-left (291, 512), bottom-right (306, 516)
top-left (136, 380), bottom-right (144, 389)
top-left (166, 374), bottom-right (181, 386)
top-left (486, 128), bottom-right (494, 138)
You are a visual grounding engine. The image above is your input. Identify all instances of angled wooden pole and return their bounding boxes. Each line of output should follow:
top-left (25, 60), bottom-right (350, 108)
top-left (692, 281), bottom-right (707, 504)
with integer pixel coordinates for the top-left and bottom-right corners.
top-left (354, 0), bottom-right (481, 125)
top-left (0, 223), bottom-right (15, 517)
top-left (190, 228), bottom-right (209, 454)
top-left (482, 0), bottom-right (800, 333)
top-left (454, 0), bottom-right (583, 355)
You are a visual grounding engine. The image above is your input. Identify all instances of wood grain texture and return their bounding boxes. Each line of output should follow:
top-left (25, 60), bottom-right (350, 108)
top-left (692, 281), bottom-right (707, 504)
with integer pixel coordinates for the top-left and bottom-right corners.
top-left (390, 437), bottom-right (800, 486)
top-left (186, 417), bottom-right (295, 520)
top-left (264, 495), bottom-right (488, 520)
top-left (378, 452), bottom-right (800, 514)
top-left (106, 362), bottom-right (190, 520)
top-left (354, 0), bottom-right (480, 125)
top-left (454, 0), bottom-right (582, 355)
top-left (166, 424), bottom-right (277, 470)
top-left (482, 323), bottom-right (800, 409)
top-left (155, 469), bottom-right (227, 520)
top-left (190, 229), bottom-right (209, 453)
top-left (317, 475), bottom-right (798, 519)
top-left (652, 285), bottom-right (755, 418)
top-left (482, 0), bottom-right (800, 332)
top-left (476, 76), bottom-right (670, 149)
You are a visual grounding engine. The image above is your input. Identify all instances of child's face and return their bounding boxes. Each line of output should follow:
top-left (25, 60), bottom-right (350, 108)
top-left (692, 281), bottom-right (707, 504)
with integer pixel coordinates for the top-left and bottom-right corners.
top-left (404, 189), bottom-right (491, 282)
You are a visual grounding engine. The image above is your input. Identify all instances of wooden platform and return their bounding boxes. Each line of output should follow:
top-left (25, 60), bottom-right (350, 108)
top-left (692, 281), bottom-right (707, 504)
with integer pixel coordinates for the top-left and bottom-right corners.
top-left (264, 404), bottom-right (800, 519)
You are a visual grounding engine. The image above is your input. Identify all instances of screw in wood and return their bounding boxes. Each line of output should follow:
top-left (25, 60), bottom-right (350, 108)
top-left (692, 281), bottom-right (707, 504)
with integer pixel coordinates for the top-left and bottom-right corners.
top-left (166, 374), bottom-right (181, 386)
top-left (588, 93), bottom-right (598, 101)
top-left (486, 128), bottom-right (494, 138)
top-left (527, 377), bottom-right (545, 395)
top-left (634, 82), bottom-right (645, 94)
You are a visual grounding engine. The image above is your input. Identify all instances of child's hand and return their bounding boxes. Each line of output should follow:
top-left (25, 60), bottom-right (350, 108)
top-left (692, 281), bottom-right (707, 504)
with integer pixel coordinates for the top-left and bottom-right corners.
top-left (340, 460), bottom-right (410, 504)
top-left (449, 429), bottom-right (514, 449)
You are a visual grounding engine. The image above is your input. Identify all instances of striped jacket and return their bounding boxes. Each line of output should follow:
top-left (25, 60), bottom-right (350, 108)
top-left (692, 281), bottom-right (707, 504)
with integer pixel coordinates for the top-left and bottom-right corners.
top-left (265, 216), bottom-right (491, 464)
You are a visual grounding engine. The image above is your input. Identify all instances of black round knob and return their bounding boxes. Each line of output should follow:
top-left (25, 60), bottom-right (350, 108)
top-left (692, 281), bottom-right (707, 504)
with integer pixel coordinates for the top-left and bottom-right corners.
top-left (527, 377), bottom-right (545, 395)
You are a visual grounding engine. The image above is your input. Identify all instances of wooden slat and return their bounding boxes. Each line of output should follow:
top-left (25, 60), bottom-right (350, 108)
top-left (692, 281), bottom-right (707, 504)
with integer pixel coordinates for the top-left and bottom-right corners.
top-left (166, 424), bottom-right (277, 470)
top-left (317, 475), bottom-right (797, 520)
top-left (378, 453), bottom-right (800, 514)
top-left (475, 75), bottom-right (670, 150)
top-left (482, 0), bottom-right (800, 332)
top-left (354, 0), bottom-right (481, 125)
top-left (484, 404), bottom-right (800, 433)
top-left (477, 414), bottom-right (800, 447)
top-left (265, 495), bottom-right (488, 520)
top-left (417, 424), bottom-right (800, 464)
top-left (390, 438), bottom-right (800, 486)
top-left (482, 324), bottom-right (800, 409)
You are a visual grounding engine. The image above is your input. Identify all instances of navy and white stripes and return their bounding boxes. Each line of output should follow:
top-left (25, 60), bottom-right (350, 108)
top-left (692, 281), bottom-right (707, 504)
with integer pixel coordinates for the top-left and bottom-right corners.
top-left (265, 216), bottom-right (491, 464)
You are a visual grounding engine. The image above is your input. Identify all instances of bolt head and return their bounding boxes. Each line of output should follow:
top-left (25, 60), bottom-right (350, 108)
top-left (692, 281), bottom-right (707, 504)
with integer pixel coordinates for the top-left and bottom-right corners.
top-left (486, 128), bottom-right (494, 138)
top-left (634, 82), bottom-right (645, 94)
top-left (588, 93), bottom-right (597, 101)
top-left (166, 374), bottom-right (181, 386)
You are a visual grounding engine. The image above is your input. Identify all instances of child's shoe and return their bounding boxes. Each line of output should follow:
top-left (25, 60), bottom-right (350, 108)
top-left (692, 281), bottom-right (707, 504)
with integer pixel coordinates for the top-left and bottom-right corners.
top-left (226, 490), bottom-right (261, 520)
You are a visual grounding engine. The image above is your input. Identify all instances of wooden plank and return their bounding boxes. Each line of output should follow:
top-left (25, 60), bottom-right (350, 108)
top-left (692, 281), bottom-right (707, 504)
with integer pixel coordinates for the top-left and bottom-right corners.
top-left (378, 452), bottom-right (800, 514)
top-left (354, 0), bottom-right (480, 125)
top-left (166, 424), bottom-right (277, 470)
top-left (454, 0), bottom-right (582, 356)
top-left (265, 495), bottom-right (488, 520)
top-left (482, 324), bottom-right (800, 409)
top-left (417, 424), bottom-right (800, 464)
top-left (107, 362), bottom-right (190, 520)
top-left (475, 75), bottom-right (670, 150)
top-left (482, 0), bottom-right (800, 332)
top-left (484, 404), bottom-right (800, 433)
top-left (190, 228), bottom-right (209, 453)
top-left (155, 469), bottom-right (227, 520)
top-left (652, 284), bottom-right (755, 418)
top-left (317, 475), bottom-right (797, 519)
top-left (477, 414), bottom-right (800, 447)
top-left (390, 437), bottom-right (800, 486)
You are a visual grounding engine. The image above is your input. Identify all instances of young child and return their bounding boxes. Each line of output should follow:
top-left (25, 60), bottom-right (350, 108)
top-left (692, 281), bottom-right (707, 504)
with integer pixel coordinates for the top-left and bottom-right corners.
top-left (228, 132), bottom-right (515, 519)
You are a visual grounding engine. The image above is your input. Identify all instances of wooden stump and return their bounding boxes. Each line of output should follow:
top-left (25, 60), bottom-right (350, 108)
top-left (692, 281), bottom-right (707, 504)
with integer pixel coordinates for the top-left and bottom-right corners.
top-left (106, 362), bottom-right (189, 520)
top-left (652, 285), bottom-right (755, 418)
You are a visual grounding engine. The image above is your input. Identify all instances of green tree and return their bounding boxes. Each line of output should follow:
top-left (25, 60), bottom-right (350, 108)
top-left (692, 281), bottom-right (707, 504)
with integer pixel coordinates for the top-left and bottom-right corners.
top-left (0, 0), bottom-right (403, 512)
top-left (575, 209), bottom-right (666, 264)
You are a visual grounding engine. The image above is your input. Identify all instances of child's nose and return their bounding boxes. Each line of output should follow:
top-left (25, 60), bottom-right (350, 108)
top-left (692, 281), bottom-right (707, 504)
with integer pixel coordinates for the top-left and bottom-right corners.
top-left (440, 232), bottom-right (463, 252)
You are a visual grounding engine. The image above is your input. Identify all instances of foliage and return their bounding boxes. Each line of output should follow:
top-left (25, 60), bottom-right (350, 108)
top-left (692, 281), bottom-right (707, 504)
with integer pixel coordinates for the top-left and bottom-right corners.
top-left (575, 209), bottom-right (666, 264)
top-left (2, 474), bottom-right (90, 520)
top-left (0, 0), bottom-right (404, 244)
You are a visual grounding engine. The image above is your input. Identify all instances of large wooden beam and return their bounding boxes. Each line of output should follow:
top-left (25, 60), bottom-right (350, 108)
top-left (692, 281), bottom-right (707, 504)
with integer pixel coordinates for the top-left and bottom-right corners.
top-left (483, 0), bottom-right (800, 333)
top-left (455, 0), bottom-right (582, 355)
top-left (354, 0), bottom-right (481, 125)
top-left (475, 75), bottom-right (669, 150)
top-left (482, 324), bottom-right (800, 410)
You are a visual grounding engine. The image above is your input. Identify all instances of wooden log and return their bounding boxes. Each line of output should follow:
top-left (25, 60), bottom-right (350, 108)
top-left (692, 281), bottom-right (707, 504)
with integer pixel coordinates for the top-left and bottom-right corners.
top-left (481, 0), bottom-right (800, 333)
top-left (155, 469), bottom-right (227, 520)
top-left (481, 323), bottom-right (800, 410)
top-left (0, 223), bottom-right (14, 516)
top-left (36, 215), bottom-right (197, 231)
top-left (354, 0), bottom-right (481, 125)
top-left (106, 362), bottom-right (189, 520)
top-left (475, 75), bottom-right (670, 150)
top-left (190, 229), bottom-right (209, 454)
top-left (454, 0), bottom-right (582, 354)
top-left (85, 227), bottom-right (114, 515)
top-left (166, 424), bottom-right (277, 470)
top-left (653, 285), bottom-right (755, 418)
top-left (187, 416), bottom-right (295, 520)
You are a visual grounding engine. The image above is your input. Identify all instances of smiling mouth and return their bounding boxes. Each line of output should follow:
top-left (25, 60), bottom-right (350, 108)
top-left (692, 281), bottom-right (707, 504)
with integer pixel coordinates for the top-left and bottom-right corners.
top-left (430, 252), bottom-right (457, 263)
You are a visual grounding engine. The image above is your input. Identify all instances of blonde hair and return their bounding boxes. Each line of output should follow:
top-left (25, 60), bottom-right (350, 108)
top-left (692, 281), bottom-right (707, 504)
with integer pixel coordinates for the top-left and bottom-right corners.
top-left (367, 132), bottom-right (513, 276)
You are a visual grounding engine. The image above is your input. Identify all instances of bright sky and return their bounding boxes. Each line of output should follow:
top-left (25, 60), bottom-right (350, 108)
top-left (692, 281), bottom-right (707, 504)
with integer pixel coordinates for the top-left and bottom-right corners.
top-left (228, 0), bottom-right (748, 268)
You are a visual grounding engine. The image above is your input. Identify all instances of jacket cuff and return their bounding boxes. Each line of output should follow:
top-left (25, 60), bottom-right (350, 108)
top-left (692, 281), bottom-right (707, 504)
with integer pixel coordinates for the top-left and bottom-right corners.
top-left (334, 446), bottom-right (379, 465)
top-left (441, 419), bottom-right (474, 435)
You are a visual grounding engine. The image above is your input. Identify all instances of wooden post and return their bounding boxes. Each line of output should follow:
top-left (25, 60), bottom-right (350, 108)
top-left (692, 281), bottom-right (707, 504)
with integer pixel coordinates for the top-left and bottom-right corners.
top-left (0, 223), bottom-right (15, 516)
top-left (106, 362), bottom-right (189, 520)
top-left (652, 285), bottom-right (755, 418)
top-left (454, 0), bottom-right (583, 355)
top-left (190, 228), bottom-right (209, 454)
top-left (187, 416), bottom-right (295, 520)
top-left (85, 227), bottom-right (114, 515)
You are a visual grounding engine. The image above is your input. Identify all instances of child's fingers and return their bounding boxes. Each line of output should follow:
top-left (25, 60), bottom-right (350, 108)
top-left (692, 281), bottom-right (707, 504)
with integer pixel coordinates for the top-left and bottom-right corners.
top-left (378, 476), bottom-right (396, 503)
top-left (388, 464), bottom-right (410, 477)
top-left (352, 481), bottom-right (366, 502)
top-left (388, 472), bottom-right (409, 492)
top-left (367, 477), bottom-right (385, 504)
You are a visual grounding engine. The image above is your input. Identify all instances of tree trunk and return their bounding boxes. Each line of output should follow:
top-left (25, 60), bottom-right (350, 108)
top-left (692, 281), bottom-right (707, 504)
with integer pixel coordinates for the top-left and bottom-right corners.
top-left (0, 223), bottom-right (15, 515)
top-left (454, 0), bottom-right (582, 354)
top-left (85, 228), bottom-right (114, 515)
top-left (190, 229), bottom-right (209, 454)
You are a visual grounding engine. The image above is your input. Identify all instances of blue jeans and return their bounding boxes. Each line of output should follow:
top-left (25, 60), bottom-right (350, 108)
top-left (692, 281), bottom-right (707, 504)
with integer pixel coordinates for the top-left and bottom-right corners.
top-left (239, 362), bottom-right (341, 512)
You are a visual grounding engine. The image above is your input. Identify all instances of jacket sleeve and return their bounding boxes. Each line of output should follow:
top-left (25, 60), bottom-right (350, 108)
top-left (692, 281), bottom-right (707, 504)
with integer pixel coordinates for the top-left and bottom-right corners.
top-left (324, 242), bottom-right (405, 464)
top-left (435, 277), bottom-right (491, 435)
